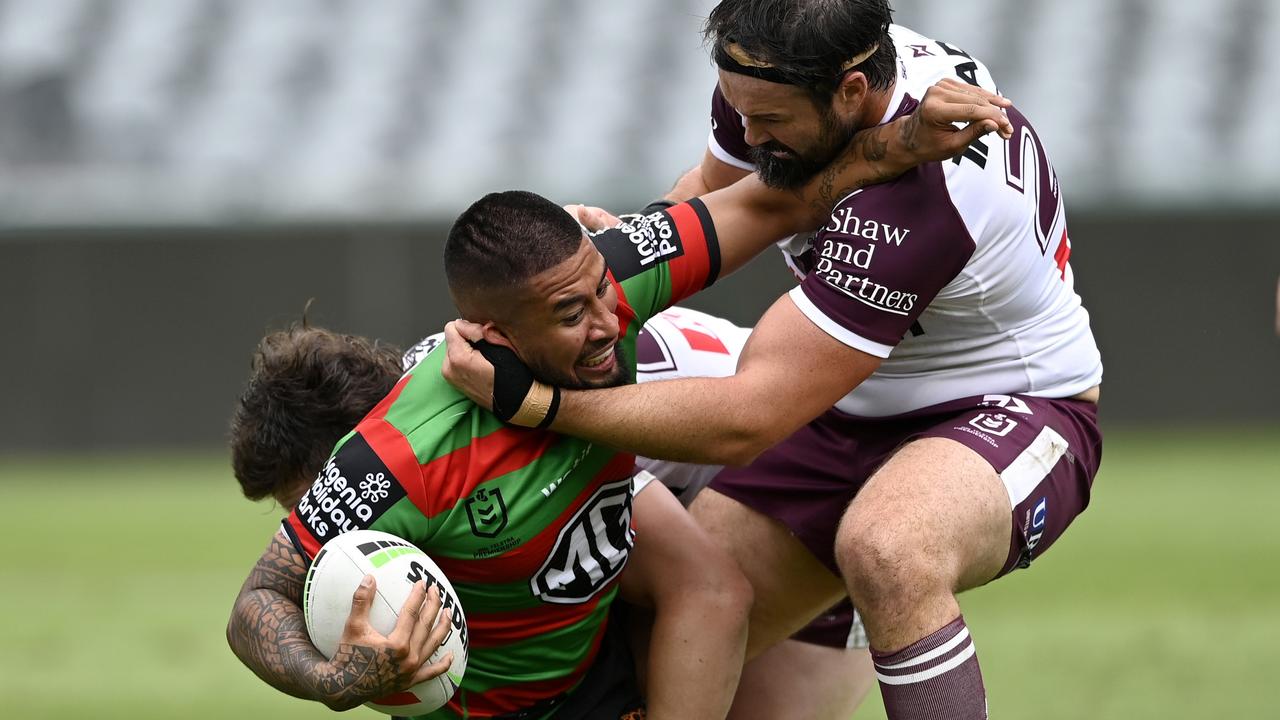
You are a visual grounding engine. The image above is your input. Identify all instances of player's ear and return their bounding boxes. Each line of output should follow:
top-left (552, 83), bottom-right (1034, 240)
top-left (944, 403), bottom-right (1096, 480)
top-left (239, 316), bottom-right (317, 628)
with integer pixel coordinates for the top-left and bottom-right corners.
top-left (481, 322), bottom-right (514, 350)
top-left (833, 71), bottom-right (870, 117)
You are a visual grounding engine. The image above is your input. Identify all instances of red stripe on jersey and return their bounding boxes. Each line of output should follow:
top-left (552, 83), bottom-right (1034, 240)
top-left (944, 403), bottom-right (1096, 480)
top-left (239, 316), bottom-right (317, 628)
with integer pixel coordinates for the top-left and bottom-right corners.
top-left (285, 512), bottom-right (322, 559)
top-left (1054, 229), bottom-right (1071, 279)
top-left (665, 201), bottom-right (713, 303)
top-left (419, 427), bottom-right (557, 518)
top-left (366, 375), bottom-right (411, 421)
top-left (359, 417), bottom-right (431, 512)
top-left (445, 621), bottom-right (609, 717)
top-left (466, 588), bottom-right (611, 650)
top-left (610, 270), bottom-right (640, 337)
top-left (433, 453), bottom-right (636, 583)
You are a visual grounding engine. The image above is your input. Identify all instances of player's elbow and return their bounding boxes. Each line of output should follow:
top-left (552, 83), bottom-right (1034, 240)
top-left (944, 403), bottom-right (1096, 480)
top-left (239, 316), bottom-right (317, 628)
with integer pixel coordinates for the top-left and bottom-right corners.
top-left (715, 418), bottom-right (787, 466)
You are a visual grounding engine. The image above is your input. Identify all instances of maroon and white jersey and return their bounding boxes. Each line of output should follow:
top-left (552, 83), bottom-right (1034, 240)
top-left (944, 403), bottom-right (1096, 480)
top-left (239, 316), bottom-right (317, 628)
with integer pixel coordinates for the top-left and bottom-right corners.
top-left (632, 307), bottom-right (751, 506)
top-left (708, 25), bottom-right (1102, 417)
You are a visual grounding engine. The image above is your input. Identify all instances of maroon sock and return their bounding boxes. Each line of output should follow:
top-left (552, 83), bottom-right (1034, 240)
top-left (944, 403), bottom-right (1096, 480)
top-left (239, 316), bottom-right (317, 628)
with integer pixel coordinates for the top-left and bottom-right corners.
top-left (871, 615), bottom-right (988, 720)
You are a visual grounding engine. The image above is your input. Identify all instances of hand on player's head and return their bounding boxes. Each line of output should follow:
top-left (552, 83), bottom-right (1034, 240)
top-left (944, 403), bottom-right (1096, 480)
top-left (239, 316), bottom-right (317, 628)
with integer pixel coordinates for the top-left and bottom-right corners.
top-left (563, 203), bottom-right (621, 233)
top-left (901, 78), bottom-right (1014, 161)
top-left (442, 320), bottom-right (497, 411)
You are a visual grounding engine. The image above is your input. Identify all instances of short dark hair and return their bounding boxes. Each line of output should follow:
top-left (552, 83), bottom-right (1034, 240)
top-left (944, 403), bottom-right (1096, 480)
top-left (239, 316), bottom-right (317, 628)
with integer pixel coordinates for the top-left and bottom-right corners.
top-left (229, 324), bottom-right (404, 504)
top-left (444, 190), bottom-right (584, 312)
top-left (706, 0), bottom-right (897, 102)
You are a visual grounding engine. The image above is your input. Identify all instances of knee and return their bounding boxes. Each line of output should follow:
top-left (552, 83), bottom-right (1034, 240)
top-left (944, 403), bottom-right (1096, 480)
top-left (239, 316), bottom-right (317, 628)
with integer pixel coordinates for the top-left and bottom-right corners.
top-left (702, 557), bottom-right (755, 623)
top-left (835, 517), bottom-right (944, 611)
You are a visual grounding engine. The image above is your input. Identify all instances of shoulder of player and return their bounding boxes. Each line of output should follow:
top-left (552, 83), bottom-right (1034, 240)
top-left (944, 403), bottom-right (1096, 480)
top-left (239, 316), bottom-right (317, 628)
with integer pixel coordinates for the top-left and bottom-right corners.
top-left (818, 162), bottom-right (975, 262)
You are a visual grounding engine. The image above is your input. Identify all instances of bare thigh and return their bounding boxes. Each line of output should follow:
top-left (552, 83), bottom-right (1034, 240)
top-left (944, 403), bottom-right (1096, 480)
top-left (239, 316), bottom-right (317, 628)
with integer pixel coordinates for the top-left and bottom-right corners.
top-left (691, 488), bottom-right (846, 659)
top-left (729, 641), bottom-right (874, 720)
top-left (836, 437), bottom-right (1010, 649)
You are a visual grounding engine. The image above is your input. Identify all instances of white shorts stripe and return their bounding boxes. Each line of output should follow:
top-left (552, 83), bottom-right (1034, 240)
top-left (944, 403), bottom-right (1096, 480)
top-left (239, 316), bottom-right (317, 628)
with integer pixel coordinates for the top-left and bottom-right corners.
top-left (875, 641), bottom-right (978, 686)
top-left (1001, 425), bottom-right (1069, 506)
top-left (877, 627), bottom-right (970, 670)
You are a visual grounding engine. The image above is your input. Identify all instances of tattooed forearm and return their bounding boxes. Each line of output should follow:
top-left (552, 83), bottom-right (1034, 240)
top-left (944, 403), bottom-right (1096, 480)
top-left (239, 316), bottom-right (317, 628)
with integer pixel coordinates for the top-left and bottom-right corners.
top-left (809, 122), bottom-right (896, 217)
top-left (225, 534), bottom-right (403, 711)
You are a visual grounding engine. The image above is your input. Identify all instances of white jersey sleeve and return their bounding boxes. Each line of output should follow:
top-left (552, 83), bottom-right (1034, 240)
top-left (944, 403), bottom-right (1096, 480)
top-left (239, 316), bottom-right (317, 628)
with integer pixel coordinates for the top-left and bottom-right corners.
top-left (632, 307), bottom-right (751, 506)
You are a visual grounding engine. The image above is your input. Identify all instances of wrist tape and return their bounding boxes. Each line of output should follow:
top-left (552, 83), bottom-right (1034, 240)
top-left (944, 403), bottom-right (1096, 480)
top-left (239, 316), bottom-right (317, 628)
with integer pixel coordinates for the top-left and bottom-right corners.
top-left (473, 340), bottom-right (561, 429)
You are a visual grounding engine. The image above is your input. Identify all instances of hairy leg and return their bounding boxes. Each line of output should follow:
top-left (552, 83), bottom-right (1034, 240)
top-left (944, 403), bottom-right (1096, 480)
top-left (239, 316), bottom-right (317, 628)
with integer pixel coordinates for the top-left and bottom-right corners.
top-left (837, 438), bottom-right (1009, 649)
top-left (836, 437), bottom-right (1010, 719)
top-left (690, 488), bottom-right (846, 659)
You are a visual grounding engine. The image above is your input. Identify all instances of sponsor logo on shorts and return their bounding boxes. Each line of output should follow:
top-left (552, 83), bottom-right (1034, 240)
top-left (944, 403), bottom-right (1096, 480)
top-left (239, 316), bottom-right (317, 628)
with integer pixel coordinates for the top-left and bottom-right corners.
top-left (980, 394), bottom-right (1034, 415)
top-left (969, 412), bottom-right (1019, 437)
top-left (593, 212), bottom-right (684, 282)
top-left (532, 478), bottom-right (635, 604)
top-left (465, 487), bottom-right (508, 538)
top-left (1027, 497), bottom-right (1048, 551)
top-left (295, 433), bottom-right (405, 543)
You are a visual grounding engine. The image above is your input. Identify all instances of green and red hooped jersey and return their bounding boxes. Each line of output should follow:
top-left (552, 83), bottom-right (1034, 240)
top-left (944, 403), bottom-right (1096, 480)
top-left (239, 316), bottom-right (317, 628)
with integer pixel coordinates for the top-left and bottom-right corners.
top-left (283, 199), bottom-right (719, 719)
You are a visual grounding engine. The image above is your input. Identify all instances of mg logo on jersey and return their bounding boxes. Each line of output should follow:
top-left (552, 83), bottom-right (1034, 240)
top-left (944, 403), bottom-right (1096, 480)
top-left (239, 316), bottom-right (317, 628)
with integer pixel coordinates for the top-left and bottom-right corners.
top-left (465, 487), bottom-right (508, 538)
top-left (532, 478), bottom-right (634, 604)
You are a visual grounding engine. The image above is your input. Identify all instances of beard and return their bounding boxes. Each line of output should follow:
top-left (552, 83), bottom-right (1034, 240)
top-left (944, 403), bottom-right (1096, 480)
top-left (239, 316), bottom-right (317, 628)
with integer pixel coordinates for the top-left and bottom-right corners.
top-left (526, 342), bottom-right (632, 392)
top-left (748, 109), bottom-right (860, 190)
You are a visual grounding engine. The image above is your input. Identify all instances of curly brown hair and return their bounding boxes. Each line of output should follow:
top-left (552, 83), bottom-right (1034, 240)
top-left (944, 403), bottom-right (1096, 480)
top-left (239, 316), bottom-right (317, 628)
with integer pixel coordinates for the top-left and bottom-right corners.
top-left (229, 324), bottom-right (404, 506)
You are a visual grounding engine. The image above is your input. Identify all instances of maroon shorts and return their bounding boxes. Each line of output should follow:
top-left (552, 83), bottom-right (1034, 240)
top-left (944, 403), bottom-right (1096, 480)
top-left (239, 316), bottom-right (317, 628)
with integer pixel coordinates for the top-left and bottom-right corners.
top-left (790, 597), bottom-right (866, 649)
top-left (710, 393), bottom-right (1103, 580)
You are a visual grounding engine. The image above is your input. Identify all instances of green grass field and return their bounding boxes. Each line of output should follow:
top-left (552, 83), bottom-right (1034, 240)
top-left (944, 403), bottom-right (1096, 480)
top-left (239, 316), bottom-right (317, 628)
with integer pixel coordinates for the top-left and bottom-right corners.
top-left (1, 427), bottom-right (1276, 719)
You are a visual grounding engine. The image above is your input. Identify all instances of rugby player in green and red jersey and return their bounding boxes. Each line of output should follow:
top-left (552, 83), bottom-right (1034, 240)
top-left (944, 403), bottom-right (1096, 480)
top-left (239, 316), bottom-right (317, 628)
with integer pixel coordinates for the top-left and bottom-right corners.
top-left (225, 82), bottom-right (1012, 720)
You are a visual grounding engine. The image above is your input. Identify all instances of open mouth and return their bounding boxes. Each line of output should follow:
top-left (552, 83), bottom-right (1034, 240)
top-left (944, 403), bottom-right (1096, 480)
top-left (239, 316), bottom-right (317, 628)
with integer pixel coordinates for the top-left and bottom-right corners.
top-left (578, 343), bottom-right (616, 370)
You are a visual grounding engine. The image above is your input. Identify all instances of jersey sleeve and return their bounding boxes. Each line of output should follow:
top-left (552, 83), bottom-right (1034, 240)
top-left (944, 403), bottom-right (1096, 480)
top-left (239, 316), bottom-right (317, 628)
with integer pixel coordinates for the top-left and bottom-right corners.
top-left (792, 164), bottom-right (976, 358)
top-left (590, 198), bottom-right (720, 325)
top-left (282, 420), bottom-right (428, 563)
top-left (708, 84), bottom-right (753, 171)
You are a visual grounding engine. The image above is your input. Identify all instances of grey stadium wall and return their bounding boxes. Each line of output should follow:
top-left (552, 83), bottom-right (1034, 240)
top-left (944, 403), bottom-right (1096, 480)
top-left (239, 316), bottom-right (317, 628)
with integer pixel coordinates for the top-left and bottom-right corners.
top-left (1, 211), bottom-right (1277, 453)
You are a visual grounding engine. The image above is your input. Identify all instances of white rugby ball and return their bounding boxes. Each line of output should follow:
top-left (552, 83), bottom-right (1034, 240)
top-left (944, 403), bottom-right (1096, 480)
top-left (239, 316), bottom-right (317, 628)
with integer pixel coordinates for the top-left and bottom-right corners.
top-left (303, 529), bottom-right (469, 715)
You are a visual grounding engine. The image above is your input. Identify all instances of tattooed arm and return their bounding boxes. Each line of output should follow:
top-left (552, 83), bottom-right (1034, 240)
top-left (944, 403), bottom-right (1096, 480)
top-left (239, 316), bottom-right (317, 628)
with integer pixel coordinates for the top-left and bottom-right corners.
top-left (226, 533), bottom-right (454, 711)
top-left (621, 79), bottom-right (1016, 282)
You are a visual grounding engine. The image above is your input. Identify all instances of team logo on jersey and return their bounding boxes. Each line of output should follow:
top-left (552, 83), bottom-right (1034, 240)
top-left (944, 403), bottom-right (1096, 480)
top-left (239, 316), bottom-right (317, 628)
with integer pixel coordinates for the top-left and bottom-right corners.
top-left (532, 478), bottom-right (635, 604)
top-left (593, 211), bottom-right (684, 282)
top-left (969, 412), bottom-right (1019, 437)
top-left (465, 487), bottom-right (509, 538)
top-left (294, 433), bottom-right (406, 544)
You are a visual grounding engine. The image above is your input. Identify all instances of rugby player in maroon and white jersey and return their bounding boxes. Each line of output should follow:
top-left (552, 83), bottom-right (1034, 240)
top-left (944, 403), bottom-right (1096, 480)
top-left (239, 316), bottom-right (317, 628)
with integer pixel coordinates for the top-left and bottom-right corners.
top-left (443, 2), bottom-right (1103, 719)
